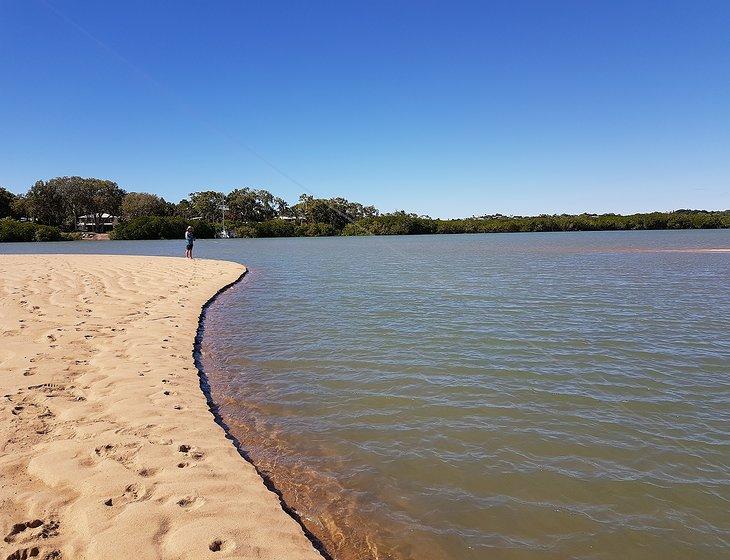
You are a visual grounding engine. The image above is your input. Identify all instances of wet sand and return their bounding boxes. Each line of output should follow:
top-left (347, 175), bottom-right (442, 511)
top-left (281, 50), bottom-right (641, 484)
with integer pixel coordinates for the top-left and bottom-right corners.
top-left (0, 255), bottom-right (323, 560)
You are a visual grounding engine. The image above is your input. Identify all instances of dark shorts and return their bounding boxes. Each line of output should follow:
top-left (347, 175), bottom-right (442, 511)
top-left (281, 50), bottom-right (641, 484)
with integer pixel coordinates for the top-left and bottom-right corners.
top-left (186, 242), bottom-right (193, 250)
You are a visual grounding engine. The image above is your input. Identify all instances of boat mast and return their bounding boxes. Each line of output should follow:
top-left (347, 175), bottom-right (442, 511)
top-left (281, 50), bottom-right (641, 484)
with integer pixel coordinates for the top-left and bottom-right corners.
top-left (220, 204), bottom-right (229, 237)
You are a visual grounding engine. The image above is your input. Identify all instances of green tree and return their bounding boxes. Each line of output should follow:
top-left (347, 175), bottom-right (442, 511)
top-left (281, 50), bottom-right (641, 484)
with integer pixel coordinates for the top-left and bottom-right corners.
top-left (10, 195), bottom-right (28, 219)
top-left (121, 192), bottom-right (172, 220)
top-left (24, 176), bottom-right (124, 231)
top-left (26, 180), bottom-right (67, 227)
top-left (226, 187), bottom-right (278, 222)
top-left (174, 198), bottom-right (194, 219)
top-left (274, 196), bottom-right (290, 217)
top-left (294, 194), bottom-right (378, 230)
top-left (0, 187), bottom-right (16, 218)
top-left (58, 176), bottom-right (95, 230)
top-left (295, 194), bottom-right (330, 223)
top-left (188, 190), bottom-right (226, 222)
top-left (87, 179), bottom-right (125, 232)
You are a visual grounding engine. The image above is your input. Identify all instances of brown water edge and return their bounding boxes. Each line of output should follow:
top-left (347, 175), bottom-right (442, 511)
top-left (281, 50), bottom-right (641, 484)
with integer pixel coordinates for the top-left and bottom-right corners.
top-left (192, 269), bottom-right (336, 560)
top-left (200, 369), bottom-right (448, 560)
top-left (194, 274), bottom-right (440, 560)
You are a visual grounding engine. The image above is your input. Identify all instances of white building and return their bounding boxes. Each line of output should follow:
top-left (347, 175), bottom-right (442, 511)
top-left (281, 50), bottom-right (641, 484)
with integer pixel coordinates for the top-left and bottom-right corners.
top-left (76, 213), bottom-right (119, 232)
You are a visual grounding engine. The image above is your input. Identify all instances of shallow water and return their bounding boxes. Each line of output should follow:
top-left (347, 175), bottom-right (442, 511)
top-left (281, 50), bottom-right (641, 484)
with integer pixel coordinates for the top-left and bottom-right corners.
top-left (4, 230), bottom-right (729, 559)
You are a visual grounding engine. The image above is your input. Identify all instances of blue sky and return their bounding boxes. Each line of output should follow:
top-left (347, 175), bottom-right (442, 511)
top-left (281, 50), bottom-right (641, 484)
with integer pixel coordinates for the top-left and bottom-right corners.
top-left (1, 0), bottom-right (728, 218)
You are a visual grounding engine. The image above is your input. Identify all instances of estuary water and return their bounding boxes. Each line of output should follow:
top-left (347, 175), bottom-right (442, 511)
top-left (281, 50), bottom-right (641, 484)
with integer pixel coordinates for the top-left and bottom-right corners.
top-left (3, 230), bottom-right (729, 559)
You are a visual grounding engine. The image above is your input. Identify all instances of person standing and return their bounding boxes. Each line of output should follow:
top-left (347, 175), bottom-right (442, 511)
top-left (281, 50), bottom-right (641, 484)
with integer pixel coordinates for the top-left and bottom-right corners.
top-left (185, 226), bottom-right (195, 259)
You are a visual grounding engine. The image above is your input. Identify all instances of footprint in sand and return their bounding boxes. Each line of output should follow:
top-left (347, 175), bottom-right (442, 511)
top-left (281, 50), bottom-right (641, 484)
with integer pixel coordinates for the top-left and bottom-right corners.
top-left (28, 382), bottom-right (83, 402)
top-left (6, 547), bottom-right (61, 560)
top-left (112, 425), bottom-right (155, 439)
top-left (6, 547), bottom-right (38, 560)
top-left (28, 383), bottom-right (66, 396)
top-left (176, 496), bottom-right (205, 510)
top-left (178, 445), bottom-right (205, 461)
top-left (3, 519), bottom-right (59, 544)
top-left (103, 482), bottom-right (149, 507)
top-left (6, 396), bottom-right (54, 434)
top-left (4, 520), bottom-right (42, 543)
top-left (208, 539), bottom-right (234, 553)
top-left (94, 443), bottom-right (141, 467)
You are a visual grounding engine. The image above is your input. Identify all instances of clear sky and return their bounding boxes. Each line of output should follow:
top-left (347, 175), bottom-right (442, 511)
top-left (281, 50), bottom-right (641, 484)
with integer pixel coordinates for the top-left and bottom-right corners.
top-left (1, 1), bottom-right (728, 218)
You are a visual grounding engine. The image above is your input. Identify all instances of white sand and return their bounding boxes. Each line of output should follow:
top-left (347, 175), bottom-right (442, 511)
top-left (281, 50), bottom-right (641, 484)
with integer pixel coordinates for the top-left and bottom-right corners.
top-left (0, 255), bottom-right (323, 560)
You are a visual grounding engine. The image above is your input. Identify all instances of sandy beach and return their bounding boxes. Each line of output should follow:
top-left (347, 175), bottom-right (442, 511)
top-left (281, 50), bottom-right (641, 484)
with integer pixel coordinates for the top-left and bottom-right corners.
top-left (0, 255), bottom-right (323, 560)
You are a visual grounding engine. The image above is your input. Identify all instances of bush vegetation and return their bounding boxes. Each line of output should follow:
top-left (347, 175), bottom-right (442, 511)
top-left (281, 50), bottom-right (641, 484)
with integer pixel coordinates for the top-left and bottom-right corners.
top-left (233, 220), bottom-right (337, 238)
top-left (0, 218), bottom-right (65, 242)
top-left (109, 216), bottom-right (216, 240)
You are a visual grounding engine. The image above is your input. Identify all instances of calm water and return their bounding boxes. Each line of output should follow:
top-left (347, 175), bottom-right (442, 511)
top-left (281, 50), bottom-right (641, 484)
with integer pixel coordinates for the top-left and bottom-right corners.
top-left (3, 230), bottom-right (729, 559)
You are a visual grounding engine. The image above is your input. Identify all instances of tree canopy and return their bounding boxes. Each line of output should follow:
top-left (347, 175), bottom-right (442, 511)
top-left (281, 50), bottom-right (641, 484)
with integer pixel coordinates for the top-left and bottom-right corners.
top-left (0, 187), bottom-right (17, 219)
top-left (121, 192), bottom-right (173, 220)
top-left (3, 176), bottom-right (728, 241)
top-left (293, 194), bottom-right (379, 229)
top-left (185, 190), bottom-right (227, 222)
top-left (22, 177), bottom-right (126, 231)
top-left (226, 188), bottom-right (280, 222)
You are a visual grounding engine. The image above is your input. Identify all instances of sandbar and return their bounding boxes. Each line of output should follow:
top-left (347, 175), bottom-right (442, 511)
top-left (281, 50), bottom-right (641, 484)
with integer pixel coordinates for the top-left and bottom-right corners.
top-left (0, 254), bottom-right (323, 560)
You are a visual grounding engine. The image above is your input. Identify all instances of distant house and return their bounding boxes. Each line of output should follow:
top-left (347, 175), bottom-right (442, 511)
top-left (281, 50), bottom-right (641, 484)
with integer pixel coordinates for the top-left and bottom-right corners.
top-left (76, 213), bottom-right (119, 232)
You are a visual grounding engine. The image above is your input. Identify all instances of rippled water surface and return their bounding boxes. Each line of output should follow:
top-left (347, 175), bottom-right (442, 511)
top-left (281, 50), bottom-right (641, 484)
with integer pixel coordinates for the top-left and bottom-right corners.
top-left (4, 231), bottom-right (729, 559)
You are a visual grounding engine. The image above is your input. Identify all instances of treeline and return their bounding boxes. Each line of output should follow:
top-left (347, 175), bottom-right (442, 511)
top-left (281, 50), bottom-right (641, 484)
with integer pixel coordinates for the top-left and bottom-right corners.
top-left (341, 210), bottom-right (730, 236)
top-left (0, 178), bottom-right (379, 240)
top-left (183, 209), bottom-right (729, 239)
top-left (1, 177), bottom-right (728, 242)
top-left (109, 191), bottom-right (380, 239)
